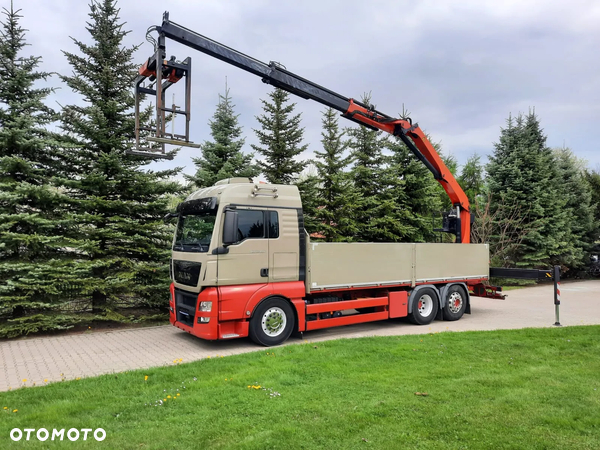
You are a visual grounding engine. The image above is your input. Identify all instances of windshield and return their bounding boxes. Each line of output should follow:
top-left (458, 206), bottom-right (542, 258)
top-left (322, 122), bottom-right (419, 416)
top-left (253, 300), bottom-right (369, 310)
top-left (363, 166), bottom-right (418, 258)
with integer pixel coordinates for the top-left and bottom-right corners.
top-left (174, 211), bottom-right (217, 252)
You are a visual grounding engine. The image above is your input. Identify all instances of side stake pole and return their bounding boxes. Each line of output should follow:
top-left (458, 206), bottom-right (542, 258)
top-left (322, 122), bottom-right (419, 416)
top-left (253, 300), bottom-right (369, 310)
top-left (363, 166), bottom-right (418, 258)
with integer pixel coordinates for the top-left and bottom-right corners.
top-left (553, 265), bottom-right (561, 326)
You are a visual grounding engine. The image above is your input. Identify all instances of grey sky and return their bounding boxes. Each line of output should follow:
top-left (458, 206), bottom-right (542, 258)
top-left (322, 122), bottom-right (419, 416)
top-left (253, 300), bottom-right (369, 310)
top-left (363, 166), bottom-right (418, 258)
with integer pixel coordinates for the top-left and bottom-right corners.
top-left (13, 0), bottom-right (600, 179)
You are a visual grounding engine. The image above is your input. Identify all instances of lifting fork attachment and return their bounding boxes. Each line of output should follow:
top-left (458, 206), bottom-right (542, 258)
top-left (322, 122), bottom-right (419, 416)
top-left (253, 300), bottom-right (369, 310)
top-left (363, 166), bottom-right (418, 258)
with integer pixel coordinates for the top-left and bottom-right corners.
top-left (130, 24), bottom-right (199, 159)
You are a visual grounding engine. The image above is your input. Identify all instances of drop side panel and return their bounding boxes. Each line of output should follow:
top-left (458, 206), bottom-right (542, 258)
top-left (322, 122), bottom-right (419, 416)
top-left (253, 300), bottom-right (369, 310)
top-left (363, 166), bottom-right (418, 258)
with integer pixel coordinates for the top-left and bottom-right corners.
top-left (414, 243), bottom-right (489, 281)
top-left (307, 243), bottom-right (414, 291)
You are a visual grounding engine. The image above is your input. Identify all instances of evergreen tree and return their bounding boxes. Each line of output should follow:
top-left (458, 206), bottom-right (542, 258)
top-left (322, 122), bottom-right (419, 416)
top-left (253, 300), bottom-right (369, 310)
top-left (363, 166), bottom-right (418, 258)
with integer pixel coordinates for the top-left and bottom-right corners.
top-left (458, 153), bottom-right (485, 206)
top-left (59, 0), bottom-right (182, 312)
top-left (252, 88), bottom-right (307, 184)
top-left (521, 112), bottom-right (572, 267)
top-left (186, 86), bottom-right (258, 188)
top-left (296, 169), bottom-right (321, 237)
top-left (386, 137), bottom-right (443, 242)
top-left (313, 108), bottom-right (358, 241)
top-left (347, 94), bottom-right (415, 242)
top-left (553, 147), bottom-right (595, 269)
top-left (584, 168), bottom-right (600, 242)
top-left (486, 112), bottom-right (569, 268)
top-left (0, 2), bottom-right (84, 337)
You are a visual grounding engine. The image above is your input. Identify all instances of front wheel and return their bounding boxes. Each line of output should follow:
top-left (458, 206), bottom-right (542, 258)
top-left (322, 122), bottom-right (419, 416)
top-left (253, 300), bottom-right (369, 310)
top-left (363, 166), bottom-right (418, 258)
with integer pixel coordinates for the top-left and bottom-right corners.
top-left (249, 297), bottom-right (295, 346)
top-left (408, 287), bottom-right (438, 325)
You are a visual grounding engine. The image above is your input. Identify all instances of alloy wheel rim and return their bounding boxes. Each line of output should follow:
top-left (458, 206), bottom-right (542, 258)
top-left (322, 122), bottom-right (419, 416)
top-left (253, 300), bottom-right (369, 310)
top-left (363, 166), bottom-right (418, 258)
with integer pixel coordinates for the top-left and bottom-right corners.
top-left (448, 291), bottom-right (463, 314)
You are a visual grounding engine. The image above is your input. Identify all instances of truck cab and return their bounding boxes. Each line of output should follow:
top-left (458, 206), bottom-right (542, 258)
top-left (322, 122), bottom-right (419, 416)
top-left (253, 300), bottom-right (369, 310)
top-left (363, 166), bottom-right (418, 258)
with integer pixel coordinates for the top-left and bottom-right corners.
top-left (170, 178), bottom-right (307, 342)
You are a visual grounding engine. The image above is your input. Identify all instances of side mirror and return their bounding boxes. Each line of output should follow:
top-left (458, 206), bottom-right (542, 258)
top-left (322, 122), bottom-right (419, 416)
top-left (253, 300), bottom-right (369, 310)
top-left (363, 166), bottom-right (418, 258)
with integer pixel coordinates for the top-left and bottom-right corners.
top-left (164, 212), bottom-right (179, 223)
top-left (222, 209), bottom-right (239, 246)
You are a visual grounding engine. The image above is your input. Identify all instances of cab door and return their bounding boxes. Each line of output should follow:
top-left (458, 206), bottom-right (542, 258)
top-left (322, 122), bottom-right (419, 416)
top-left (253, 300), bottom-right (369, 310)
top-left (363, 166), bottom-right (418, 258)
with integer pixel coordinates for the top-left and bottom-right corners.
top-left (267, 208), bottom-right (300, 282)
top-left (217, 208), bottom-right (269, 286)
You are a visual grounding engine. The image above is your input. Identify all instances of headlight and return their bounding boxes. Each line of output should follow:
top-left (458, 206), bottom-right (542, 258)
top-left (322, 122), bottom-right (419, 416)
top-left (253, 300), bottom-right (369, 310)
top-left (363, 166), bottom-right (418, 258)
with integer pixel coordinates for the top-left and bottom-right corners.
top-left (199, 301), bottom-right (212, 312)
top-left (199, 317), bottom-right (210, 323)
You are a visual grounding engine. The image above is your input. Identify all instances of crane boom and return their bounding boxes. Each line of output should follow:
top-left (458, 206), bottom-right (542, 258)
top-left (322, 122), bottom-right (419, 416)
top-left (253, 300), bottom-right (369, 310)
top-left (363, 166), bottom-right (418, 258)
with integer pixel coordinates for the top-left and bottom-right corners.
top-left (134, 12), bottom-right (471, 243)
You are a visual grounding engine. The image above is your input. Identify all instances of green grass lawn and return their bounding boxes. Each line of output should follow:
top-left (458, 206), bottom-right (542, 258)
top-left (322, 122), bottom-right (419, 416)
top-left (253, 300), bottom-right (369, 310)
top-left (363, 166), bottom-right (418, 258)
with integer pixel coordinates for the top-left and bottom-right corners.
top-left (1, 326), bottom-right (599, 449)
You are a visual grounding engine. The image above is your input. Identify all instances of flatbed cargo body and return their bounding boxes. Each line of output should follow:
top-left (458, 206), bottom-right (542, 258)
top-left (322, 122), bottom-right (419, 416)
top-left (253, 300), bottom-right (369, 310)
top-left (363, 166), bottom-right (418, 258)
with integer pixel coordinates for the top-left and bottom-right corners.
top-left (307, 242), bottom-right (489, 292)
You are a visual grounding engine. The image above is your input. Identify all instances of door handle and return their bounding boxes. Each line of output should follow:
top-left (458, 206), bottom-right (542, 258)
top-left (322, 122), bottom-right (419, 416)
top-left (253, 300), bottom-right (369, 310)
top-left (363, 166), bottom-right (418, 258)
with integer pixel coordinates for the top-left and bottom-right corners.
top-left (260, 268), bottom-right (269, 277)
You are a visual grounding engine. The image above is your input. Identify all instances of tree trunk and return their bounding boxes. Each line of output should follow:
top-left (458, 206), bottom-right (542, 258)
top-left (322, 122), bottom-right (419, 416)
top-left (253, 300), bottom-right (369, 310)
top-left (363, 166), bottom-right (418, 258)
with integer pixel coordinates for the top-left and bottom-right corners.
top-left (92, 290), bottom-right (107, 313)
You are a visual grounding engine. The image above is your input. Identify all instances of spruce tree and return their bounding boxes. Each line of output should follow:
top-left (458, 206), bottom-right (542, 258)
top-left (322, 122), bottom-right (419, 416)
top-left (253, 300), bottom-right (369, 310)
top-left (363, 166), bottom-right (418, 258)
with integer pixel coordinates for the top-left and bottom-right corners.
top-left (346, 94), bottom-right (409, 242)
top-left (486, 112), bottom-right (568, 268)
top-left (458, 153), bottom-right (485, 206)
top-left (553, 148), bottom-right (595, 269)
top-left (296, 169), bottom-right (321, 236)
top-left (0, 2), bottom-right (84, 337)
top-left (59, 0), bottom-right (182, 313)
top-left (584, 168), bottom-right (600, 242)
top-left (386, 137), bottom-right (443, 242)
top-left (252, 88), bottom-right (307, 184)
top-left (186, 86), bottom-right (258, 188)
top-left (521, 112), bottom-right (571, 267)
top-left (313, 108), bottom-right (358, 241)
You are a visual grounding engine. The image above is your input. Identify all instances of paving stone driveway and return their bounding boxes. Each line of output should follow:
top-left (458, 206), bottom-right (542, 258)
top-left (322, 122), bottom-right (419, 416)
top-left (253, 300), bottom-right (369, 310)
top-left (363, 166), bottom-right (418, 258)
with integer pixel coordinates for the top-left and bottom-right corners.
top-left (1, 280), bottom-right (599, 391)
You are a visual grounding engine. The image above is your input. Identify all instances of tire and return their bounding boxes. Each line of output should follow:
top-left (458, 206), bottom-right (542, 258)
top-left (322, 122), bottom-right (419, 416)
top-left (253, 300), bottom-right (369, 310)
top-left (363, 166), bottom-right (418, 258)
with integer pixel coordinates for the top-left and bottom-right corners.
top-left (249, 297), bottom-right (295, 346)
top-left (408, 287), bottom-right (439, 325)
top-left (442, 284), bottom-right (467, 321)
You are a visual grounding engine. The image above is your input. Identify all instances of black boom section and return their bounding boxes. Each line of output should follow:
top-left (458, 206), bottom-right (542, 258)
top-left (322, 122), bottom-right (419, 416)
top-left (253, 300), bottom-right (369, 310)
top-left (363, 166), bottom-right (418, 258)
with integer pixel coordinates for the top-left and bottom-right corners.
top-left (159, 18), bottom-right (352, 112)
top-left (396, 133), bottom-right (442, 180)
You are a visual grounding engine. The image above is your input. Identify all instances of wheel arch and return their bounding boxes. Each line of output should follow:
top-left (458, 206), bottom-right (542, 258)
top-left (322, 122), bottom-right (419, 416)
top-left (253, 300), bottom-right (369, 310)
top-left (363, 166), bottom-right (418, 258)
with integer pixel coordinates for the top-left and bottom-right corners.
top-left (249, 294), bottom-right (299, 331)
top-left (241, 281), bottom-right (305, 324)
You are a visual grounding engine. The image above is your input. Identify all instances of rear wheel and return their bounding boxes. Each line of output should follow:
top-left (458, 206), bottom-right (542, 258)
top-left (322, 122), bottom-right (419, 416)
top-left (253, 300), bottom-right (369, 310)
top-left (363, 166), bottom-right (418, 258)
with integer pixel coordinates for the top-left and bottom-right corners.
top-left (408, 287), bottom-right (438, 325)
top-left (442, 285), bottom-right (467, 321)
top-left (249, 297), bottom-right (295, 346)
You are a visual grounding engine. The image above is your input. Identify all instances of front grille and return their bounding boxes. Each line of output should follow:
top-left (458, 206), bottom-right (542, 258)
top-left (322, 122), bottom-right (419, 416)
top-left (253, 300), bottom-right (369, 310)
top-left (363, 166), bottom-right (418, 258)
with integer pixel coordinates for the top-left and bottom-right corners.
top-left (173, 260), bottom-right (202, 287)
top-left (175, 288), bottom-right (197, 327)
top-left (176, 289), bottom-right (198, 308)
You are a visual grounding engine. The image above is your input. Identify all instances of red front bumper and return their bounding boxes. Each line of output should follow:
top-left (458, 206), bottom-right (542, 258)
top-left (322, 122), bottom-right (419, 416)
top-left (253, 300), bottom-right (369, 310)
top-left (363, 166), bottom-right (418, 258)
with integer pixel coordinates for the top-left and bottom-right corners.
top-left (169, 284), bottom-right (249, 340)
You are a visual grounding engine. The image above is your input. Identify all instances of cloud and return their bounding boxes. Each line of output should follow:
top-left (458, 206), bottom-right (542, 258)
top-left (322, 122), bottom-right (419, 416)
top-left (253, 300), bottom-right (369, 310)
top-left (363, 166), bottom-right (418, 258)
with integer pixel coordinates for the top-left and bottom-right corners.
top-left (12, 0), bottom-right (600, 179)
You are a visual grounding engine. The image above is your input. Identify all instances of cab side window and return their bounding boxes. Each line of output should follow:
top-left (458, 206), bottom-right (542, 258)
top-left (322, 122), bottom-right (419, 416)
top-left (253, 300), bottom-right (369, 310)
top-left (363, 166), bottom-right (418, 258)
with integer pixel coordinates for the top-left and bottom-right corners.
top-left (237, 210), bottom-right (265, 239)
top-left (268, 211), bottom-right (279, 239)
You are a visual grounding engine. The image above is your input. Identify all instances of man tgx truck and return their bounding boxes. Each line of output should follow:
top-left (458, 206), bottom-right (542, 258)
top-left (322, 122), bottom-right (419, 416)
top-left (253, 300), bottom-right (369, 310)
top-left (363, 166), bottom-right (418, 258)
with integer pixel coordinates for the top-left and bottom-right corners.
top-left (133, 13), bottom-right (503, 346)
top-left (168, 179), bottom-right (490, 346)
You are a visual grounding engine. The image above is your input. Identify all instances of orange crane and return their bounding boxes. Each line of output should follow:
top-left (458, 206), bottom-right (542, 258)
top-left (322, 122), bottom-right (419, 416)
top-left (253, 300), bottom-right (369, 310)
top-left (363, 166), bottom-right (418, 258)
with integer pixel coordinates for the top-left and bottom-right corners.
top-left (133, 12), bottom-right (471, 243)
